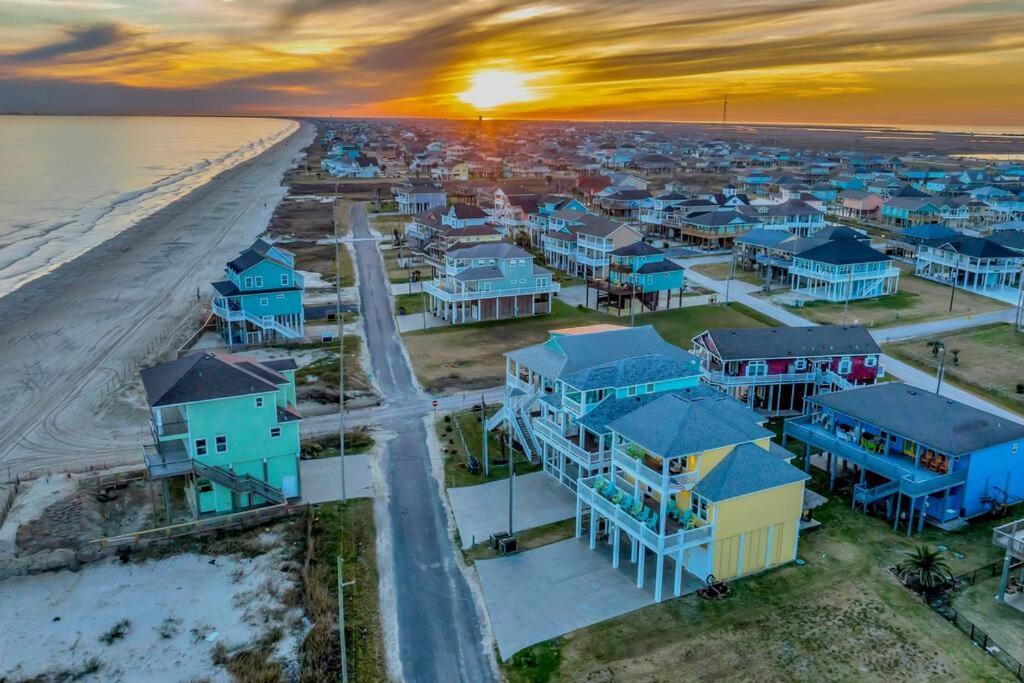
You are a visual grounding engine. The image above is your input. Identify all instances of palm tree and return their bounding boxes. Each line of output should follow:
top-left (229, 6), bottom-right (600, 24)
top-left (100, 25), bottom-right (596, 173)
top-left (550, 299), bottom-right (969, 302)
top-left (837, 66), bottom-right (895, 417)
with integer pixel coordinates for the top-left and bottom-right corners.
top-left (896, 546), bottom-right (953, 595)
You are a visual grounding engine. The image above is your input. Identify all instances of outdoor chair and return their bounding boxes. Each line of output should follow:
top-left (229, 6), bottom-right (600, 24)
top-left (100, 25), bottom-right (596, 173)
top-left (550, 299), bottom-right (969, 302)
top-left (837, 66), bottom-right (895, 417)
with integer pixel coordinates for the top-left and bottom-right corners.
top-left (646, 513), bottom-right (659, 531)
top-left (630, 501), bottom-right (643, 518)
top-left (594, 475), bottom-right (608, 492)
top-left (638, 507), bottom-right (651, 524)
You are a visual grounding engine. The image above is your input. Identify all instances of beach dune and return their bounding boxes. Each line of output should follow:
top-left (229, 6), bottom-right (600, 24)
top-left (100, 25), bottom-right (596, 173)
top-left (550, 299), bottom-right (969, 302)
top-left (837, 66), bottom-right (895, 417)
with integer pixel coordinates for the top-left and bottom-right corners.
top-left (0, 121), bottom-right (314, 478)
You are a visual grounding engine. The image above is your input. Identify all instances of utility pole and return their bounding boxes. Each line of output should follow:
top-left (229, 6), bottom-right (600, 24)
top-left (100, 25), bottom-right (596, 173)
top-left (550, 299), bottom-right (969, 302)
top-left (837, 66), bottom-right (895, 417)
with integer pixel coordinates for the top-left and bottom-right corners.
top-left (481, 393), bottom-right (490, 477)
top-left (1016, 267), bottom-right (1024, 332)
top-left (721, 93), bottom-right (728, 127)
top-left (507, 424), bottom-right (515, 536)
top-left (935, 342), bottom-right (948, 395)
top-left (724, 249), bottom-right (736, 305)
top-left (948, 254), bottom-right (960, 312)
top-left (333, 197), bottom-right (349, 683)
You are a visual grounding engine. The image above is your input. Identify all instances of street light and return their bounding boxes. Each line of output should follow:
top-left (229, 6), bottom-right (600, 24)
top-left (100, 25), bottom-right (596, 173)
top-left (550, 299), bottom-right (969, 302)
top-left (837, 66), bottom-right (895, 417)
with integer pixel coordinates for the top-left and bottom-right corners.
top-left (933, 341), bottom-right (948, 395)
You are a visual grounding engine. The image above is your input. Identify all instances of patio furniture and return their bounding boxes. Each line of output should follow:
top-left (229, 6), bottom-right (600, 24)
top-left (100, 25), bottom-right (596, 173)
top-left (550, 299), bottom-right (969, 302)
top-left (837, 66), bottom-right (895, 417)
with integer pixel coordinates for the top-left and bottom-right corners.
top-left (646, 512), bottom-right (659, 531)
top-left (594, 475), bottom-right (608, 492)
top-left (630, 501), bottom-right (643, 518)
top-left (638, 507), bottom-right (651, 524)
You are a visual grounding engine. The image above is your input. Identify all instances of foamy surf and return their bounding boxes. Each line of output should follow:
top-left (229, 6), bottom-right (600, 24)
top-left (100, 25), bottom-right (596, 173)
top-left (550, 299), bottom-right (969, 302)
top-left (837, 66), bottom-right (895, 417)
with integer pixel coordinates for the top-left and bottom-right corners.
top-left (0, 116), bottom-right (299, 299)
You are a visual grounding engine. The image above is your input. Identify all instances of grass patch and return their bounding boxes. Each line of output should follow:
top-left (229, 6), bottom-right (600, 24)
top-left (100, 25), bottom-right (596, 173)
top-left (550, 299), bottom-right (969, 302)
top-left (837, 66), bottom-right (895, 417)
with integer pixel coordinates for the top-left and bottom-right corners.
top-left (691, 261), bottom-right (767, 286)
top-left (381, 245), bottom-right (429, 284)
top-left (294, 336), bottom-right (372, 403)
top-left (885, 323), bottom-right (1024, 416)
top-left (405, 300), bottom-right (776, 394)
top-left (394, 292), bottom-right (427, 316)
top-left (291, 241), bottom-right (355, 288)
top-left (301, 500), bottom-right (385, 682)
top-left (301, 429), bottom-right (375, 458)
top-left (503, 485), bottom-right (1015, 681)
top-left (212, 627), bottom-right (285, 683)
top-left (951, 572), bottom-right (1024, 664)
top-left (464, 519), bottom-right (576, 564)
top-left (790, 263), bottom-right (1008, 328)
top-left (98, 619), bottom-right (131, 645)
top-left (438, 406), bottom-right (541, 488)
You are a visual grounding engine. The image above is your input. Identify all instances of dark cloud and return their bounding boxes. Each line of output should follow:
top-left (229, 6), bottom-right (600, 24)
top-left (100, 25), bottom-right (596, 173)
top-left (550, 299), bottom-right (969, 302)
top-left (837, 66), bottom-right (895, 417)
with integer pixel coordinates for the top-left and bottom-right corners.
top-left (8, 22), bottom-right (143, 63)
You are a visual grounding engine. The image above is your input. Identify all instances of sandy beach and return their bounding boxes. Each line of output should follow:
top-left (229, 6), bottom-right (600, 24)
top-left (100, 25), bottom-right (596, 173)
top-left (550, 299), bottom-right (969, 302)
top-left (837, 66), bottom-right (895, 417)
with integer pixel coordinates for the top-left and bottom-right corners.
top-left (0, 120), bottom-right (314, 478)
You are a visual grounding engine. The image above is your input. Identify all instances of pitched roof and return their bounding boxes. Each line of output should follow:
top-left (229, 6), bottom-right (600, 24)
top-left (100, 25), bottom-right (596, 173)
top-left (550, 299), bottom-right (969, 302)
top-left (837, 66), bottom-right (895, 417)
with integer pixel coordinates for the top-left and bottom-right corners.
top-left (611, 241), bottom-right (662, 256)
top-left (700, 325), bottom-right (879, 361)
top-left (926, 236), bottom-right (1019, 259)
top-left (446, 241), bottom-right (531, 259)
top-left (796, 239), bottom-right (891, 265)
top-left (227, 239), bottom-right (290, 274)
top-left (693, 443), bottom-right (809, 502)
top-left (735, 229), bottom-right (791, 248)
top-left (808, 382), bottom-right (1024, 455)
top-left (608, 389), bottom-right (772, 458)
top-left (141, 352), bottom-right (287, 407)
top-left (897, 223), bottom-right (959, 241)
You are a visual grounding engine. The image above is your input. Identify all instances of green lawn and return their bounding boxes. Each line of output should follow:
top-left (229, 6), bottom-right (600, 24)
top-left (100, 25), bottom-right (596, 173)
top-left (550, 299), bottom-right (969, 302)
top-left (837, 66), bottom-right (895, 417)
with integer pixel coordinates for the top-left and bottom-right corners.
top-left (951, 572), bottom-right (1024, 665)
top-left (394, 292), bottom-right (427, 315)
top-left (404, 300), bottom-right (777, 394)
top-left (504, 476), bottom-right (1016, 682)
top-left (437, 406), bottom-right (541, 489)
top-left (885, 323), bottom-right (1024, 417)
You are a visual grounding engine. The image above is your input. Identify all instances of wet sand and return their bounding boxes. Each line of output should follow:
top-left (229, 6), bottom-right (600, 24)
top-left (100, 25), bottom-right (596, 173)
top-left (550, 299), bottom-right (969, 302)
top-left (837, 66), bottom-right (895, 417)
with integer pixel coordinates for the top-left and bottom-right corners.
top-left (0, 121), bottom-right (314, 477)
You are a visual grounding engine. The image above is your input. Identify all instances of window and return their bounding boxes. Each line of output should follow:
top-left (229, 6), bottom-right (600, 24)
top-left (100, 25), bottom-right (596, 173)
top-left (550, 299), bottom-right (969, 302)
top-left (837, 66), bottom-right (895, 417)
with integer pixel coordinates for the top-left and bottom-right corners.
top-left (270, 427), bottom-right (281, 438)
top-left (254, 276), bottom-right (264, 287)
top-left (691, 494), bottom-right (709, 520)
top-left (794, 358), bottom-right (807, 370)
top-left (255, 397), bottom-right (264, 408)
top-left (838, 357), bottom-right (853, 374)
top-left (627, 386), bottom-right (637, 396)
top-left (215, 435), bottom-right (227, 453)
top-left (645, 383), bottom-right (655, 393)
top-left (197, 481), bottom-right (213, 493)
top-left (864, 356), bottom-right (878, 368)
top-left (280, 274), bottom-right (289, 286)
top-left (195, 438), bottom-right (207, 456)
top-left (746, 361), bottom-right (768, 377)
top-left (244, 277), bottom-right (254, 288)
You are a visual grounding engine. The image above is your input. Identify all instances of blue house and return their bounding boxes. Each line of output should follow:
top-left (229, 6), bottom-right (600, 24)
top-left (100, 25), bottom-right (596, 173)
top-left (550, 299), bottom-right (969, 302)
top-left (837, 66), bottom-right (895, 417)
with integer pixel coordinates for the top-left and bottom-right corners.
top-left (784, 382), bottom-right (1024, 533)
top-left (422, 242), bottom-right (560, 323)
top-left (592, 241), bottom-right (686, 311)
top-left (212, 239), bottom-right (305, 347)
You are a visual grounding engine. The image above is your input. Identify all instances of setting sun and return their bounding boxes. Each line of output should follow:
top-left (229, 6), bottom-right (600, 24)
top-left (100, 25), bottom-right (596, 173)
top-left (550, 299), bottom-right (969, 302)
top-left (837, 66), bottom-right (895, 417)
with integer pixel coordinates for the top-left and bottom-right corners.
top-left (457, 69), bottom-right (538, 110)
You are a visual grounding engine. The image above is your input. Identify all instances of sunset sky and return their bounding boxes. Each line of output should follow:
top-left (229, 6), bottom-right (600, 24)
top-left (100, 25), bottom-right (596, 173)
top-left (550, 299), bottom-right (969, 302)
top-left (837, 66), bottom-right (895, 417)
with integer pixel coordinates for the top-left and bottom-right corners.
top-left (2, 0), bottom-right (1024, 127)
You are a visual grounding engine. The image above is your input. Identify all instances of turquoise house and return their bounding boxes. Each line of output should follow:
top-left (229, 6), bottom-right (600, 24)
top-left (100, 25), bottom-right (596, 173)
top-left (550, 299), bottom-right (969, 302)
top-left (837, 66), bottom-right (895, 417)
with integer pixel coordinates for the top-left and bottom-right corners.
top-left (141, 352), bottom-right (302, 518)
top-left (212, 239), bottom-right (305, 346)
top-left (607, 241), bottom-right (685, 309)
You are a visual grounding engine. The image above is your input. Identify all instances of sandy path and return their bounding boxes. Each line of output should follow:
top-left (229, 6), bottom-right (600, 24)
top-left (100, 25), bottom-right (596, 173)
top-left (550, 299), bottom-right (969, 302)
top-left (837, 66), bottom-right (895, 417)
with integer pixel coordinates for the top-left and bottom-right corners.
top-left (0, 121), bottom-right (314, 477)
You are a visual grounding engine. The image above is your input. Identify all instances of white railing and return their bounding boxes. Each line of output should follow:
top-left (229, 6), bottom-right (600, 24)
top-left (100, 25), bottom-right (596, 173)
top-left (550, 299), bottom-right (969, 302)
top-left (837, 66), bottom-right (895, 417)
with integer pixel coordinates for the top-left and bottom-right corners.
top-left (703, 370), bottom-right (820, 387)
top-left (533, 419), bottom-right (608, 466)
top-left (211, 299), bottom-right (302, 339)
top-left (562, 396), bottom-right (583, 415)
top-left (577, 252), bottom-right (610, 267)
top-left (506, 373), bottom-right (531, 393)
top-left (994, 519), bottom-right (1024, 559)
top-left (788, 264), bottom-right (901, 282)
top-left (579, 475), bottom-right (713, 554)
top-left (423, 280), bottom-right (561, 302)
top-left (612, 446), bottom-right (696, 492)
top-left (918, 252), bottom-right (1021, 272)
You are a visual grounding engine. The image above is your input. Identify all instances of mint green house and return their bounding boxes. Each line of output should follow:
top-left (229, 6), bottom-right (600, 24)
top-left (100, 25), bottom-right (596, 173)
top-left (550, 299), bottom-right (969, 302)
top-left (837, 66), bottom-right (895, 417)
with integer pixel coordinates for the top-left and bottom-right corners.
top-left (141, 352), bottom-right (302, 518)
top-left (212, 239), bottom-right (305, 347)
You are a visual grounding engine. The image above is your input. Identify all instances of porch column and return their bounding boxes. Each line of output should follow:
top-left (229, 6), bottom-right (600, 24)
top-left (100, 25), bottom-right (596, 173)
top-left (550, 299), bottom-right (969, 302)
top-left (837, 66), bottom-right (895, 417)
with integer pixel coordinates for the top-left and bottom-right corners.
top-left (612, 525), bottom-right (621, 568)
top-left (654, 554), bottom-right (665, 603)
top-left (631, 538), bottom-right (638, 563)
top-left (893, 494), bottom-right (902, 530)
top-left (674, 550), bottom-right (684, 597)
top-left (637, 545), bottom-right (646, 588)
top-left (589, 505), bottom-right (597, 549)
top-left (575, 496), bottom-right (582, 538)
top-left (918, 498), bottom-right (928, 533)
top-left (905, 497), bottom-right (915, 536)
top-left (998, 550), bottom-right (1013, 601)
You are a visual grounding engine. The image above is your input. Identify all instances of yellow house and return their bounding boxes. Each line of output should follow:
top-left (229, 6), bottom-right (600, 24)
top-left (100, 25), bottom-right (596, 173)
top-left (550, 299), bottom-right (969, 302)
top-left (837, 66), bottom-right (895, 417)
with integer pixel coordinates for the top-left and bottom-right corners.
top-left (576, 387), bottom-right (809, 602)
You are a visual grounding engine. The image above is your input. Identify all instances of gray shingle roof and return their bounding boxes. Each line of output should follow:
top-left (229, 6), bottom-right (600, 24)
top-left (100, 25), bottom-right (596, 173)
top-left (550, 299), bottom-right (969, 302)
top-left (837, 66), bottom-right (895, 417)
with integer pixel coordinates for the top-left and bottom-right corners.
top-left (453, 266), bottom-right (504, 281)
top-left (795, 239), bottom-right (891, 266)
top-left (562, 354), bottom-right (698, 391)
top-left (806, 382), bottom-right (1024, 456)
top-left (735, 229), bottom-right (790, 248)
top-left (506, 326), bottom-right (699, 383)
top-left (141, 352), bottom-right (286, 407)
top-left (692, 442), bottom-right (809, 502)
top-left (701, 325), bottom-right (879, 361)
top-left (447, 241), bottom-right (531, 259)
top-left (608, 388), bottom-right (772, 457)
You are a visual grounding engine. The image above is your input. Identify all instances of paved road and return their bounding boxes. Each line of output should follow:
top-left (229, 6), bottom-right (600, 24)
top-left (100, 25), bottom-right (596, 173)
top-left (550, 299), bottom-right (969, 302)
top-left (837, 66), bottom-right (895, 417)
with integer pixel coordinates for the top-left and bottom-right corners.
top-left (348, 204), bottom-right (495, 682)
top-left (0, 123), bottom-right (314, 476)
top-left (682, 263), bottom-right (1024, 425)
top-left (303, 387), bottom-right (504, 435)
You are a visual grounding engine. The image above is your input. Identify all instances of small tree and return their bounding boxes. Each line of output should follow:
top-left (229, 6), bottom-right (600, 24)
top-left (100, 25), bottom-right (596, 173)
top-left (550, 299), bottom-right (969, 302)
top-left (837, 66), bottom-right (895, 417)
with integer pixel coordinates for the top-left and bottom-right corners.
top-left (896, 546), bottom-right (953, 596)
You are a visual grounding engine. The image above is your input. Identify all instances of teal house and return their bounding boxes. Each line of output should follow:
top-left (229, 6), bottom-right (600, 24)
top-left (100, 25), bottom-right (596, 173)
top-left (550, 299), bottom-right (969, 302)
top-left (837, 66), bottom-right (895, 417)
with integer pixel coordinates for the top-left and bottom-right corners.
top-left (141, 352), bottom-right (302, 518)
top-left (212, 239), bottom-right (305, 347)
top-left (598, 241), bottom-right (685, 310)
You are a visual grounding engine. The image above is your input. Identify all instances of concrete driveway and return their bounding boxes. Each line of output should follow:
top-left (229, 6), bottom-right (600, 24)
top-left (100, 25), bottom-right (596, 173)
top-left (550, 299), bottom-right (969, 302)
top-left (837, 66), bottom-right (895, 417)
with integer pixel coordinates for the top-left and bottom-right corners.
top-left (475, 537), bottom-right (702, 660)
top-left (299, 455), bottom-right (373, 503)
top-left (448, 471), bottom-right (576, 548)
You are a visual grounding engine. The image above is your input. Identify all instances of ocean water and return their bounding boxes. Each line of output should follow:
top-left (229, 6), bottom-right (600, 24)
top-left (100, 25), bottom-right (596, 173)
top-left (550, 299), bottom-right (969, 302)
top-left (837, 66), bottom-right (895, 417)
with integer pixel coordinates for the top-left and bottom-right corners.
top-left (0, 116), bottom-right (298, 298)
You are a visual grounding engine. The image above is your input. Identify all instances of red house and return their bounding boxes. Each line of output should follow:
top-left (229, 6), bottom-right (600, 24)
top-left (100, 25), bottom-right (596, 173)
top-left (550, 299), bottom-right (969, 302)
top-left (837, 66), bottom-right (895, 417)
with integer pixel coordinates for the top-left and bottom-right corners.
top-left (690, 325), bottom-right (882, 416)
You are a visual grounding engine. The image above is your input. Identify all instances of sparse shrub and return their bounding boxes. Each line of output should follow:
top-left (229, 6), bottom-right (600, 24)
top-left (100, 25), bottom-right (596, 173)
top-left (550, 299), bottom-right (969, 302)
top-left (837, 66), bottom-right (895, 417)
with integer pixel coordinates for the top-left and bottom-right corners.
top-left (99, 619), bottom-right (131, 645)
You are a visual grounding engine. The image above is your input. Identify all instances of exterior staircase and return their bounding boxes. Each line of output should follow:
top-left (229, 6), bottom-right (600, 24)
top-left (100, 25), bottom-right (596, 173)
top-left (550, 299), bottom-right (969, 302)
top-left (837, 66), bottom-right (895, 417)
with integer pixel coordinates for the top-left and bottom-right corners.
top-left (192, 460), bottom-right (286, 505)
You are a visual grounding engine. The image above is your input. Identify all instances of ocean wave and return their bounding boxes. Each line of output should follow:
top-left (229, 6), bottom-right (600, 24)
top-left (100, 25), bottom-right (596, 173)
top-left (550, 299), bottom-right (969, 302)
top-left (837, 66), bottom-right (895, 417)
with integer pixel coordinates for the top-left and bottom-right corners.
top-left (0, 118), bottom-right (299, 298)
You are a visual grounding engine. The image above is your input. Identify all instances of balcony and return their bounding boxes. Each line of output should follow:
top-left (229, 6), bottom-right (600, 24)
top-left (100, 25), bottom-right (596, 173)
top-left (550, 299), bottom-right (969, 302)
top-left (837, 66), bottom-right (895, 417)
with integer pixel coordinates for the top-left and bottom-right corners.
top-left (423, 280), bottom-right (560, 302)
top-left (533, 418), bottom-right (608, 467)
top-left (577, 252), bottom-right (610, 267)
top-left (579, 475), bottom-right (714, 554)
top-left (506, 373), bottom-right (531, 393)
top-left (562, 395), bottom-right (583, 415)
top-left (703, 369), bottom-right (820, 387)
top-left (784, 416), bottom-right (967, 497)
top-left (994, 519), bottom-right (1024, 560)
top-left (788, 264), bottom-right (901, 282)
top-left (612, 446), bottom-right (695, 492)
top-left (154, 419), bottom-right (189, 438)
top-left (142, 440), bottom-right (191, 479)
